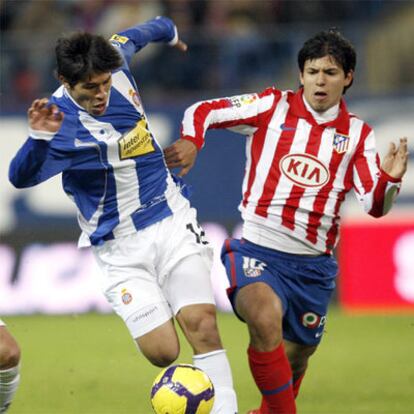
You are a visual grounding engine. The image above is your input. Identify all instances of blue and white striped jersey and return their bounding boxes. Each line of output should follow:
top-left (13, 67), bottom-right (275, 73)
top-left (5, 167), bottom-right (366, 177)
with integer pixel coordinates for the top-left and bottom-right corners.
top-left (9, 17), bottom-right (190, 247)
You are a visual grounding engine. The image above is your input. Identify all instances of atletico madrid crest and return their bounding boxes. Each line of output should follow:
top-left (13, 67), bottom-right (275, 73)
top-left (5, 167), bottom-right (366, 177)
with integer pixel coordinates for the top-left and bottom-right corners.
top-left (333, 133), bottom-right (350, 154)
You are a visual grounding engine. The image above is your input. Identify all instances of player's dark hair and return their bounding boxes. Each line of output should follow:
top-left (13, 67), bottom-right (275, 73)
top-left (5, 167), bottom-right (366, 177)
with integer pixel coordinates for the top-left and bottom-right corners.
top-left (55, 32), bottom-right (123, 87)
top-left (298, 28), bottom-right (356, 93)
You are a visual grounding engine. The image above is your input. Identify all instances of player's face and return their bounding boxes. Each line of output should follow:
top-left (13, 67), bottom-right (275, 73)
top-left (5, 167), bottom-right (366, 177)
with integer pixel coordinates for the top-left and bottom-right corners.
top-left (66, 72), bottom-right (112, 116)
top-left (300, 55), bottom-right (353, 113)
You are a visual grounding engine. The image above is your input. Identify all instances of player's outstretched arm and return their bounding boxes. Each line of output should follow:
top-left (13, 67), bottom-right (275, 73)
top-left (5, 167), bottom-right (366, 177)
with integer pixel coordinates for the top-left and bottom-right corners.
top-left (381, 137), bottom-right (409, 179)
top-left (28, 98), bottom-right (64, 133)
top-left (164, 139), bottom-right (197, 177)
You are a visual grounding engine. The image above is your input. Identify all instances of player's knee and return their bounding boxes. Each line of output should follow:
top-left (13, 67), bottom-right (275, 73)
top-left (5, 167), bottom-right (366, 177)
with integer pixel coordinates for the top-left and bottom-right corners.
top-left (248, 313), bottom-right (283, 350)
top-left (236, 284), bottom-right (284, 349)
top-left (143, 346), bottom-right (180, 368)
top-left (0, 342), bottom-right (21, 369)
top-left (286, 343), bottom-right (317, 374)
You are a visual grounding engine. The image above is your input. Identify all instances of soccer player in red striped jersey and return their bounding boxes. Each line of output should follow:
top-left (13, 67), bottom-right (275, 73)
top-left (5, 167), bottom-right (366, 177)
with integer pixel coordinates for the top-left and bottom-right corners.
top-left (164, 29), bottom-right (408, 413)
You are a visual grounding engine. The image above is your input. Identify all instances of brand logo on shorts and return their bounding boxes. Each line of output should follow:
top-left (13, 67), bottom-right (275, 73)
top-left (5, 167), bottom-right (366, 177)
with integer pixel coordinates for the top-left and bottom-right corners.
top-left (121, 288), bottom-right (133, 305)
top-left (301, 312), bottom-right (326, 329)
top-left (242, 257), bottom-right (267, 277)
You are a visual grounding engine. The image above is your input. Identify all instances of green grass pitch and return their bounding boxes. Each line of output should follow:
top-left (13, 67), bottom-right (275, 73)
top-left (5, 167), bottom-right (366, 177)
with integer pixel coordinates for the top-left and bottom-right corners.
top-left (4, 308), bottom-right (414, 413)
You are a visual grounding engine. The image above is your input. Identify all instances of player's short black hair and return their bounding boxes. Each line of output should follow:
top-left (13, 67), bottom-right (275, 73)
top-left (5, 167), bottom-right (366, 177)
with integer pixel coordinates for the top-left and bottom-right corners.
top-left (55, 32), bottom-right (123, 87)
top-left (298, 29), bottom-right (356, 92)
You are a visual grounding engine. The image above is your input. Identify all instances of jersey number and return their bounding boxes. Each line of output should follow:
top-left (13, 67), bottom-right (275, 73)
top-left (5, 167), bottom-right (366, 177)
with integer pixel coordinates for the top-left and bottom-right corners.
top-left (186, 223), bottom-right (208, 245)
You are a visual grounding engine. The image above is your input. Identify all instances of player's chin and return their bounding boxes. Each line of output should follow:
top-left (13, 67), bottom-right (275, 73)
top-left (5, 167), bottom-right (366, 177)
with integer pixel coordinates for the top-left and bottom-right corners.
top-left (90, 107), bottom-right (106, 116)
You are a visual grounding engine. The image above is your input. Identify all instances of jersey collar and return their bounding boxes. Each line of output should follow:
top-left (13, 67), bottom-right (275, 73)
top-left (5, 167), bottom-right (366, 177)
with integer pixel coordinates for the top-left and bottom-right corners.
top-left (289, 88), bottom-right (350, 134)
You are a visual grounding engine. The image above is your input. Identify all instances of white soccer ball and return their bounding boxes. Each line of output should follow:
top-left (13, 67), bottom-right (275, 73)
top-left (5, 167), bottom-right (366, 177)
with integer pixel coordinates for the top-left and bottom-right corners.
top-left (150, 364), bottom-right (215, 414)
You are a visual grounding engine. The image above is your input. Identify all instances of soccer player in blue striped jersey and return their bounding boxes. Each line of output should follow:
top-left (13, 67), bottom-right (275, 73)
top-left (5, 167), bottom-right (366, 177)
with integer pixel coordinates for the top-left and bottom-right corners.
top-left (0, 320), bottom-right (20, 413)
top-left (9, 17), bottom-right (237, 413)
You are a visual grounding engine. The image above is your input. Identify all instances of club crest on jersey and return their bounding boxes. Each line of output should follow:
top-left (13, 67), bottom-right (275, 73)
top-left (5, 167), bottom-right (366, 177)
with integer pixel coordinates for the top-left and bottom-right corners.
top-left (279, 153), bottom-right (330, 188)
top-left (242, 257), bottom-right (267, 277)
top-left (333, 133), bottom-right (350, 154)
top-left (121, 288), bottom-right (133, 305)
top-left (227, 94), bottom-right (257, 108)
top-left (129, 89), bottom-right (143, 112)
top-left (118, 118), bottom-right (155, 160)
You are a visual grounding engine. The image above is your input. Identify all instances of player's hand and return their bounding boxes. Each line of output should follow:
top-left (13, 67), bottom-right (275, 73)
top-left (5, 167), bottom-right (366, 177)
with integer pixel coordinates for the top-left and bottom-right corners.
top-left (381, 137), bottom-right (409, 179)
top-left (28, 98), bottom-right (64, 133)
top-left (164, 139), bottom-right (197, 177)
top-left (173, 39), bottom-right (188, 52)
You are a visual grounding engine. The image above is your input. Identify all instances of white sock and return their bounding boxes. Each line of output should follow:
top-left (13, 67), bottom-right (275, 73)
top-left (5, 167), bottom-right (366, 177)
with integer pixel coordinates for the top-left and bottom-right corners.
top-left (193, 349), bottom-right (238, 414)
top-left (0, 365), bottom-right (20, 413)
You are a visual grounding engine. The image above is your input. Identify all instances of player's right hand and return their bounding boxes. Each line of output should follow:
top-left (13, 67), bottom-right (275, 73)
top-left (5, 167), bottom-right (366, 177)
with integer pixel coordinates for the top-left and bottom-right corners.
top-left (28, 98), bottom-right (64, 133)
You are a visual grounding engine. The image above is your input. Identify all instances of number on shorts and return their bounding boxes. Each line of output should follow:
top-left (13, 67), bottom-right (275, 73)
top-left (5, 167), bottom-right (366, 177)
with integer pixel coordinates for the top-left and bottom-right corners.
top-left (186, 223), bottom-right (209, 245)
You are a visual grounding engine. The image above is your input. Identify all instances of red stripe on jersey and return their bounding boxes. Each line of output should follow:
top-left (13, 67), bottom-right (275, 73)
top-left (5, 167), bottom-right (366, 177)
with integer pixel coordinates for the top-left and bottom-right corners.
top-left (306, 151), bottom-right (343, 244)
top-left (306, 115), bottom-right (351, 244)
top-left (353, 123), bottom-right (374, 193)
top-left (209, 115), bottom-right (259, 131)
top-left (224, 238), bottom-right (237, 287)
top-left (324, 160), bottom-right (354, 252)
top-left (243, 91), bottom-right (282, 208)
top-left (192, 100), bottom-right (233, 146)
top-left (255, 108), bottom-right (298, 218)
top-left (281, 125), bottom-right (324, 230)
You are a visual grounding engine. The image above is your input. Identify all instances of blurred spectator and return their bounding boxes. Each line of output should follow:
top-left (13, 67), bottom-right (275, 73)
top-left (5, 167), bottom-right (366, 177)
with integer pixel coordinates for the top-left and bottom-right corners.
top-left (0, 0), bottom-right (412, 112)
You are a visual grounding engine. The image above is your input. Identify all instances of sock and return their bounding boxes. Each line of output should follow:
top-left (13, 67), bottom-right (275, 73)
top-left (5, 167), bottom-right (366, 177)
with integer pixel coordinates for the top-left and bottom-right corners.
top-left (248, 343), bottom-right (296, 414)
top-left (193, 349), bottom-right (238, 414)
top-left (0, 365), bottom-right (20, 413)
top-left (257, 371), bottom-right (305, 413)
top-left (293, 373), bottom-right (305, 399)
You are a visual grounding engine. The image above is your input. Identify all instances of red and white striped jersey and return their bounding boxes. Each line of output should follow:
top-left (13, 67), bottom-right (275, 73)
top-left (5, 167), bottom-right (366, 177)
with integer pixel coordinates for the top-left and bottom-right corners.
top-left (181, 87), bottom-right (402, 255)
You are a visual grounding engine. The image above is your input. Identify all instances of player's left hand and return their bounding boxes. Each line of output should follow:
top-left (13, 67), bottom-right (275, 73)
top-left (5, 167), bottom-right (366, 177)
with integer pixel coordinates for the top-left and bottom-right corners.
top-left (164, 139), bottom-right (197, 177)
top-left (381, 137), bottom-right (409, 179)
top-left (174, 39), bottom-right (188, 52)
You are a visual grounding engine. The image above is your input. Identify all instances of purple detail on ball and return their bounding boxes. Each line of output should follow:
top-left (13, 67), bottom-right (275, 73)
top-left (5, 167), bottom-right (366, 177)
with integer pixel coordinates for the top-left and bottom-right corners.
top-left (151, 364), bottom-right (215, 413)
top-left (151, 365), bottom-right (177, 398)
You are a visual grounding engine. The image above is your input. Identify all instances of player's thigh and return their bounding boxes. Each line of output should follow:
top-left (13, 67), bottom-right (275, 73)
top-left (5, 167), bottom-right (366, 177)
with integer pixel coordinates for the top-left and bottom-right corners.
top-left (163, 253), bottom-right (216, 318)
top-left (163, 253), bottom-right (220, 352)
top-left (221, 239), bottom-right (285, 343)
top-left (93, 238), bottom-right (176, 344)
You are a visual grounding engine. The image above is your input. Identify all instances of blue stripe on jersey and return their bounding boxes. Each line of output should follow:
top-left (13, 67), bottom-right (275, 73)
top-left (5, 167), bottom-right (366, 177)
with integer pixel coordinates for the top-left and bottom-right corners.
top-left (9, 17), bottom-right (183, 247)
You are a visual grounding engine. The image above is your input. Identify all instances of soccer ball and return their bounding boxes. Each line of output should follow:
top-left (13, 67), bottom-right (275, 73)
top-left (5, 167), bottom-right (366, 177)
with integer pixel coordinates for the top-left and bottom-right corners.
top-left (150, 364), bottom-right (215, 414)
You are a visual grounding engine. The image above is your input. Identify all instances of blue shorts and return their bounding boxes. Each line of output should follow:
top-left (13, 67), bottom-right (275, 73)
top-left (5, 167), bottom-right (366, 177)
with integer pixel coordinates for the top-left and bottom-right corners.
top-left (221, 238), bottom-right (338, 345)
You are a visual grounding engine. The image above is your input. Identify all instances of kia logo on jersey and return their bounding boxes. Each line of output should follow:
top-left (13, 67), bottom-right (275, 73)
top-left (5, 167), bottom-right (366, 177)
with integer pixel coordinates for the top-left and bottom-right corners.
top-left (279, 153), bottom-right (330, 188)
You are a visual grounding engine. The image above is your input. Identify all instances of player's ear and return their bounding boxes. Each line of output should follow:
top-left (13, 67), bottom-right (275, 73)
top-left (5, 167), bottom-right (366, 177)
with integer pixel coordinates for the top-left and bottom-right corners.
top-left (59, 75), bottom-right (71, 90)
top-left (299, 71), bottom-right (304, 87)
top-left (344, 70), bottom-right (353, 87)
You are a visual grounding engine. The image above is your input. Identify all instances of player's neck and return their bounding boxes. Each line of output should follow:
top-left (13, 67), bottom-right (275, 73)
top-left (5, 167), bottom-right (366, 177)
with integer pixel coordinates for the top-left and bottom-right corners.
top-left (302, 95), bottom-right (339, 125)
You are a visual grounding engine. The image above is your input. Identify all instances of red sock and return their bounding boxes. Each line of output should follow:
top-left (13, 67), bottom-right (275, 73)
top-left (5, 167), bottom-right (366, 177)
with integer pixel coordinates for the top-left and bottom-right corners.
top-left (248, 343), bottom-right (296, 414)
top-left (257, 372), bottom-right (304, 413)
top-left (293, 373), bottom-right (305, 399)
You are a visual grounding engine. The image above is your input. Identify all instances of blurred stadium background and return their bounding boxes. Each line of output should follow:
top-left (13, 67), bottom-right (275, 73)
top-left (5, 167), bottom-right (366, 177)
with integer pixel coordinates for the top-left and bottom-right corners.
top-left (1, 1), bottom-right (413, 413)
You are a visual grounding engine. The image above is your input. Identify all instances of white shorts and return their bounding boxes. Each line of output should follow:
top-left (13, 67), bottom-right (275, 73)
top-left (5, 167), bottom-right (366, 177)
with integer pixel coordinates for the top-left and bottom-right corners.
top-left (0, 319), bottom-right (5, 327)
top-left (92, 206), bottom-right (215, 339)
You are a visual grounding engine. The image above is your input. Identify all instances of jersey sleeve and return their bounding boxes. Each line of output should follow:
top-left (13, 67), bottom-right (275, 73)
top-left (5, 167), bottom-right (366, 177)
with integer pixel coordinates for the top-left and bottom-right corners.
top-left (180, 88), bottom-right (277, 149)
top-left (9, 121), bottom-right (74, 189)
top-left (109, 16), bottom-right (177, 67)
top-left (352, 128), bottom-right (402, 217)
